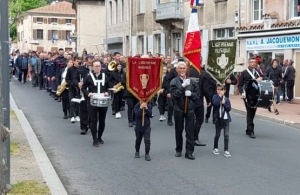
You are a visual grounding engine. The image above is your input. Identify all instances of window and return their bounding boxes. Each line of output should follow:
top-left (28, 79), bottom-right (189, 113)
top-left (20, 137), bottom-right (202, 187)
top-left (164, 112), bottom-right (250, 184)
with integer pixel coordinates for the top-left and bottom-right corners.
top-left (139, 0), bottom-right (145, 14)
top-left (173, 33), bottom-right (182, 53)
top-left (138, 36), bottom-right (144, 54)
top-left (109, 1), bottom-right (112, 25)
top-left (121, 0), bottom-right (124, 22)
top-left (115, 0), bottom-right (118, 23)
top-left (252, 0), bottom-right (263, 22)
top-left (37, 17), bottom-right (43, 23)
top-left (155, 35), bottom-right (161, 54)
top-left (65, 19), bottom-right (72, 24)
top-left (291, 0), bottom-right (300, 18)
top-left (214, 28), bottom-right (234, 39)
top-left (52, 30), bottom-right (58, 39)
top-left (37, 30), bottom-right (43, 39)
top-left (51, 18), bottom-right (58, 23)
top-left (153, 0), bottom-right (161, 10)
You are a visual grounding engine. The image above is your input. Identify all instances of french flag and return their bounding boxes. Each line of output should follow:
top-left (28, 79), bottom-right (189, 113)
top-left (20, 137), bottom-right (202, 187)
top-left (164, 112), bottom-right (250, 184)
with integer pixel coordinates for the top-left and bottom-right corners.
top-left (190, 0), bottom-right (201, 7)
top-left (183, 8), bottom-right (202, 73)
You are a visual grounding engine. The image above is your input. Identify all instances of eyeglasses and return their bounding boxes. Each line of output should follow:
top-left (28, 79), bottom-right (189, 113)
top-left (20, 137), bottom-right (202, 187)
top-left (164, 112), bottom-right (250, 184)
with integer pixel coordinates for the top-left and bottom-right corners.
top-left (217, 89), bottom-right (224, 91)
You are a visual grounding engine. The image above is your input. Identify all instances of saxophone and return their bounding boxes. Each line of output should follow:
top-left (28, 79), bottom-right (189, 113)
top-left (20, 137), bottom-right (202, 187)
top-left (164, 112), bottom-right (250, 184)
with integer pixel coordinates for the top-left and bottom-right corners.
top-left (113, 82), bottom-right (124, 93)
top-left (56, 81), bottom-right (68, 96)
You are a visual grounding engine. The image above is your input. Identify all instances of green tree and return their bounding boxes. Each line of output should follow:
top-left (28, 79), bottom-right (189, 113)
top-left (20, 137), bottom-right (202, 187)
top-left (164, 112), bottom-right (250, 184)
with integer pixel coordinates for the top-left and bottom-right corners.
top-left (9, 0), bottom-right (47, 41)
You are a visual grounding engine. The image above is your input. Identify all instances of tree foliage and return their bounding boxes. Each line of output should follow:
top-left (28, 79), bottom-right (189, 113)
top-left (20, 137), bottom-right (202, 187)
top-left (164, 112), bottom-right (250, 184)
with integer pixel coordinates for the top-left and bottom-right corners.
top-left (9, 0), bottom-right (47, 41)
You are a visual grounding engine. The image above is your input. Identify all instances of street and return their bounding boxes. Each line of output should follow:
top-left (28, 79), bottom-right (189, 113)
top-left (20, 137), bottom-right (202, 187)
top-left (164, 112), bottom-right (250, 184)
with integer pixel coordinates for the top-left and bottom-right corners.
top-left (10, 79), bottom-right (300, 195)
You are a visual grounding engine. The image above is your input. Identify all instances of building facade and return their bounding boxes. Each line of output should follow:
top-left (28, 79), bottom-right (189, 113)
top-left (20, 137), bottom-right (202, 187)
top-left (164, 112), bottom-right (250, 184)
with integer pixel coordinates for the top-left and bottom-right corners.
top-left (76, 0), bottom-right (106, 55)
top-left (236, 0), bottom-right (300, 99)
top-left (17, 1), bottom-right (76, 52)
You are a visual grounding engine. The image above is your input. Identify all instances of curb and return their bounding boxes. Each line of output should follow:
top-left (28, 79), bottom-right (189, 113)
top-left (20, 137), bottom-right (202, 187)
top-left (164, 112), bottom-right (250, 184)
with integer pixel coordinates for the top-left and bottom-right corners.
top-left (232, 108), bottom-right (300, 129)
top-left (10, 93), bottom-right (68, 195)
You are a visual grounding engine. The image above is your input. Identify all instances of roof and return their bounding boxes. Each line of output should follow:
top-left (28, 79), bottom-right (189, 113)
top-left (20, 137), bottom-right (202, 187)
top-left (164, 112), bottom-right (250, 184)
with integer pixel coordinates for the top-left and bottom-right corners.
top-left (26, 1), bottom-right (75, 15)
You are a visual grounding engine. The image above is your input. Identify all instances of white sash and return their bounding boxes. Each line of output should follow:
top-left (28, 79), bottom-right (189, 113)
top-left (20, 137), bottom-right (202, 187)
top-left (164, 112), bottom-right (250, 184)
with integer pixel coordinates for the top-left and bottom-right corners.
top-left (246, 68), bottom-right (258, 79)
top-left (90, 73), bottom-right (105, 94)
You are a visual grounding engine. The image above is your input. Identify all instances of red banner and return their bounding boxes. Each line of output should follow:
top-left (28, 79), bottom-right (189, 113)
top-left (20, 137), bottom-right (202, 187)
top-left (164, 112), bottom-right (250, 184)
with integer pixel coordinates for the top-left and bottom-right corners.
top-left (126, 58), bottom-right (163, 103)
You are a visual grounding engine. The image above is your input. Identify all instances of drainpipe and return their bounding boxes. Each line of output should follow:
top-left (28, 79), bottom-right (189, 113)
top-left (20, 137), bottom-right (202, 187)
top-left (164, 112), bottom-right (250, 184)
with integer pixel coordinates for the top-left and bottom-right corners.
top-left (105, 0), bottom-right (108, 51)
top-left (129, 0), bottom-right (132, 56)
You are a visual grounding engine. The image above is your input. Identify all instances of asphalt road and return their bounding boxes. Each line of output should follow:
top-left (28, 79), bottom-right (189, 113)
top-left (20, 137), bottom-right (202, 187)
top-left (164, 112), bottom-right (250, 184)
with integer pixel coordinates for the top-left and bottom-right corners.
top-left (10, 79), bottom-right (300, 195)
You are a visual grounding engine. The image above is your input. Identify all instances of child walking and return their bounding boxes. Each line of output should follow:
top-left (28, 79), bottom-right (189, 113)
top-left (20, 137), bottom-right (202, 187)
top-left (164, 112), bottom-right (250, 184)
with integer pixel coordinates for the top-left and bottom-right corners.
top-left (134, 102), bottom-right (152, 161)
top-left (212, 84), bottom-right (232, 157)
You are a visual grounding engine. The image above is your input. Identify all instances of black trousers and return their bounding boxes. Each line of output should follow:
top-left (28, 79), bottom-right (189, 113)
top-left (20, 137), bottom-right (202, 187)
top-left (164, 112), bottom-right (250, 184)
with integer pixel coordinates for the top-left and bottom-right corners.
top-left (286, 80), bottom-right (295, 101)
top-left (174, 110), bottom-right (194, 154)
top-left (194, 105), bottom-right (204, 141)
top-left (112, 91), bottom-right (124, 113)
top-left (19, 69), bottom-right (28, 83)
top-left (127, 97), bottom-right (138, 123)
top-left (80, 99), bottom-right (89, 130)
top-left (39, 73), bottom-right (44, 89)
top-left (167, 97), bottom-right (174, 122)
top-left (31, 69), bottom-right (37, 86)
top-left (69, 90), bottom-right (79, 117)
top-left (244, 102), bottom-right (257, 133)
top-left (214, 118), bottom-right (229, 151)
top-left (158, 94), bottom-right (167, 115)
top-left (135, 127), bottom-right (151, 154)
top-left (61, 90), bottom-right (69, 115)
top-left (88, 103), bottom-right (108, 141)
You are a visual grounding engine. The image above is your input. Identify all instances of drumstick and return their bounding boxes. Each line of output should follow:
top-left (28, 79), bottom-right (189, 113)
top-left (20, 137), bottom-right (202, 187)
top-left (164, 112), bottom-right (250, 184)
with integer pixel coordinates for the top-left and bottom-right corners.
top-left (142, 108), bottom-right (145, 127)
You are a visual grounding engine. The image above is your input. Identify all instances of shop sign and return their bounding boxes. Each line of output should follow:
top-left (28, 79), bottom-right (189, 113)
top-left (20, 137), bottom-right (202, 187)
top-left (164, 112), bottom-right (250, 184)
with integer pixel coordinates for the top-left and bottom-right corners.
top-left (246, 35), bottom-right (300, 50)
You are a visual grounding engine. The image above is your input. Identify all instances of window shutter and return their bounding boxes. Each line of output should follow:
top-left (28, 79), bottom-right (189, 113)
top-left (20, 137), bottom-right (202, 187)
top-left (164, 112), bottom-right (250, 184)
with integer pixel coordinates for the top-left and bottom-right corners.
top-left (62, 31), bottom-right (67, 40)
top-left (43, 18), bottom-right (47, 23)
top-left (58, 31), bottom-right (62, 40)
top-left (48, 18), bottom-right (51, 24)
top-left (48, 30), bottom-right (51, 40)
top-left (201, 29), bottom-right (208, 65)
top-left (131, 36), bottom-right (137, 56)
top-left (33, 29), bottom-right (37, 40)
top-left (72, 19), bottom-right (76, 24)
top-left (147, 35), bottom-right (153, 54)
top-left (160, 33), bottom-right (165, 56)
top-left (33, 17), bottom-right (37, 23)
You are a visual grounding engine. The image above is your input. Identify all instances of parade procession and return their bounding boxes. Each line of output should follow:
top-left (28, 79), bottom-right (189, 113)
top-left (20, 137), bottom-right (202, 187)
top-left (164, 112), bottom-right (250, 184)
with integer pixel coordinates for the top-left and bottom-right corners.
top-left (1, 0), bottom-right (300, 194)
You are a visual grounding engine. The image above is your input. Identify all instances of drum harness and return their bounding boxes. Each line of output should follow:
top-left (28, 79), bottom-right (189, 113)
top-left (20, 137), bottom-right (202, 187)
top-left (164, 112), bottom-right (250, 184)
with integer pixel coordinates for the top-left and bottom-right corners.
top-left (243, 68), bottom-right (260, 108)
top-left (90, 72), bottom-right (105, 94)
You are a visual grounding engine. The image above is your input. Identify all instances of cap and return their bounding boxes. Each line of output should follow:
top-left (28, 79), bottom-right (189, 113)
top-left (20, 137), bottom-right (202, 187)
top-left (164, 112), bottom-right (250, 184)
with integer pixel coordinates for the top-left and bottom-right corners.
top-left (253, 51), bottom-right (258, 55)
top-left (85, 54), bottom-right (94, 60)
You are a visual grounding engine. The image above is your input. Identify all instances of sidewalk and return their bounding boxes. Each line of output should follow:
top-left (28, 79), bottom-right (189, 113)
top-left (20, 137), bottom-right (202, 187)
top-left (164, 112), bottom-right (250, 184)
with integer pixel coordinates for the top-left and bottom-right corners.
top-left (229, 95), bottom-right (300, 129)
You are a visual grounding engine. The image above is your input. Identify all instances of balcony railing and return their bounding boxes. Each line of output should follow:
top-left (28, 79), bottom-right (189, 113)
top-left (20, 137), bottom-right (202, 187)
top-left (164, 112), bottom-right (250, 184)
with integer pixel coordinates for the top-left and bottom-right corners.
top-left (156, 2), bottom-right (184, 22)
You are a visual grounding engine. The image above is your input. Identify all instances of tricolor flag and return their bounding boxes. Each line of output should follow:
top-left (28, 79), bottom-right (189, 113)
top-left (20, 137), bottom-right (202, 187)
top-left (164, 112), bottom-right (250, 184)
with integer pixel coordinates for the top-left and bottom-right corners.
top-left (190, 0), bottom-right (201, 7)
top-left (183, 8), bottom-right (202, 73)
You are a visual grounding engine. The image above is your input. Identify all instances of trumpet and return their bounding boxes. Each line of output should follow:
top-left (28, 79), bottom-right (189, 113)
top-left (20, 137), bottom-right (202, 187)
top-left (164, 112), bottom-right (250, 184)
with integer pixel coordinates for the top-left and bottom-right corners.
top-left (113, 82), bottom-right (124, 93)
top-left (108, 60), bottom-right (117, 71)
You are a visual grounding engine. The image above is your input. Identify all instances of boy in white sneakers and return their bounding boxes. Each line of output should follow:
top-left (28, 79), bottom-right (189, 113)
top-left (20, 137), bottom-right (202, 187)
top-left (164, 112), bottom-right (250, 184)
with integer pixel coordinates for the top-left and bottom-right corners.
top-left (212, 84), bottom-right (232, 157)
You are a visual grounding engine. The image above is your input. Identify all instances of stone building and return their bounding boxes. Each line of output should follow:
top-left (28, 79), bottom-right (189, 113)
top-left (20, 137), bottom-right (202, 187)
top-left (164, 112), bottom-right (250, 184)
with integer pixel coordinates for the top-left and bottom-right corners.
top-left (17, 1), bottom-right (76, 52)
top-left (236, 0), bottom-right (300, 98)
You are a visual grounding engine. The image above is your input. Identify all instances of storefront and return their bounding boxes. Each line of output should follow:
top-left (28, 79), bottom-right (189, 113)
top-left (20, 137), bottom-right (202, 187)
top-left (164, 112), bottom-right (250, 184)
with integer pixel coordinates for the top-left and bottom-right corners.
top-left (238, 33), bottom-right (300, 99)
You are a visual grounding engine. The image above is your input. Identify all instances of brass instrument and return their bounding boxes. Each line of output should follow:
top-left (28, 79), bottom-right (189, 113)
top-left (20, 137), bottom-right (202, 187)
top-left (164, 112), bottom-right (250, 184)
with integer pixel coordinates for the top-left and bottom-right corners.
top-left (56, 81), bottom-right (68, 96)
top-left (108, 60), bottom-right (117, 71)
top-left (113, 82), bottom-right (124, 93)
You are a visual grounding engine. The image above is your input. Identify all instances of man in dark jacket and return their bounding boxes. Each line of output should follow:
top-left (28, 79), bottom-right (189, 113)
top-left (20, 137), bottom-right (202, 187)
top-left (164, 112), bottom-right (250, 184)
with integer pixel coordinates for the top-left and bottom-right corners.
top-left (202, 69), bottom-right (217, 123)
top-left (283, 59), bottom-right (296, 102)
top-left (16, 52), bottom-right (29, 83)
top-left (170, 61), bottom-right (200, 160)
top-left (224, 73), bottom-right (237, 98)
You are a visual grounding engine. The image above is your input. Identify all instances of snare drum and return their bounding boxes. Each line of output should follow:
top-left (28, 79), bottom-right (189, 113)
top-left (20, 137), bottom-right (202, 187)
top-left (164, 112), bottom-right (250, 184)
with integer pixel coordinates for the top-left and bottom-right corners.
top-left (90, 93), bottom-right (111, 107)
top-left (245, 80), bottom-right (274, 108)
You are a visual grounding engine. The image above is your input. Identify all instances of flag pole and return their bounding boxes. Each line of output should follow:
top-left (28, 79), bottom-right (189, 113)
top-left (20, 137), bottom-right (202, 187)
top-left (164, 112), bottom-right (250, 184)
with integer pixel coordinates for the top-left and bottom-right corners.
top-left (184, 65), bottom-right (191, 113)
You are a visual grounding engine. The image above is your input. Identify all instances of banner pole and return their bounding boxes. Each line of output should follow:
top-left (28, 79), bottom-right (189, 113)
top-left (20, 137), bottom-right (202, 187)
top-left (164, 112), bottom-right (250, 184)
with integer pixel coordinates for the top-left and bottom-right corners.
top-left (184, 66), bottom-right (191, 113)
top-left (142, 108), bottom-right (145, 127)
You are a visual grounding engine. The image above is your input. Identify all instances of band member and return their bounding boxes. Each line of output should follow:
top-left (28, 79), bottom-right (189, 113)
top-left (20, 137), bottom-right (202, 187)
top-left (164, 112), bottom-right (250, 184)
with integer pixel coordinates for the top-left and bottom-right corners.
top-left (66, 58), bottom-right (80, 123)
top-left (238, 57), bottom-right (263, 139)
top-left (82, 60), bottom-right (110, 147)
top-left (109, 63), bottom-right (125, 119)
top-left (54, 48), bottom-right (67, 102)
top-left (224, 73), bottom-right (237, 98)
top-left (122, 73), bottom-right (138, 127)
top-left (264, 58), bottom-right (281, 115)
top-left (57, 59), bottom-right (73, 119)
top-left (73, 55), bottom-right (93, 135)
top-left (170, 61), bottom-right (200, 160)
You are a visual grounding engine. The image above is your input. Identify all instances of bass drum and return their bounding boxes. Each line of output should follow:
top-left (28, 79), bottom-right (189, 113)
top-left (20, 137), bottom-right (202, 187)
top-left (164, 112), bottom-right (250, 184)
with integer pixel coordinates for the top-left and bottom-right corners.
top-left (245, 80), bottom-right (274, 109)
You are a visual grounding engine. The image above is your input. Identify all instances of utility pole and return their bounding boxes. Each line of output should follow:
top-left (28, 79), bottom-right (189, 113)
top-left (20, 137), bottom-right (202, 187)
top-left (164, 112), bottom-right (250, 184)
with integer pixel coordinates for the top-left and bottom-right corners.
top-left (0, 0), bottom-right (11, 193)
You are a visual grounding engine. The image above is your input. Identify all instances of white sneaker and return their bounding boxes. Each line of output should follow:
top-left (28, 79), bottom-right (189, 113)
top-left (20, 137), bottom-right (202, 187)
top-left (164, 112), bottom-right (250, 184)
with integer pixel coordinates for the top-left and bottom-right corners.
top-left (75, 116), bottom-right (80, 122)
top-left (213, 148), bottom-right (220, 155)
top-left (161, 115), bottom-right (166, 121)
top-left (159, 115), bottom-right (164, 121)
top-left (224, 151), bottom-right (231, 157)
top-left (115, 112), bottom-right (121, 119)
top-left (70, 117), bottom-right (75, 123)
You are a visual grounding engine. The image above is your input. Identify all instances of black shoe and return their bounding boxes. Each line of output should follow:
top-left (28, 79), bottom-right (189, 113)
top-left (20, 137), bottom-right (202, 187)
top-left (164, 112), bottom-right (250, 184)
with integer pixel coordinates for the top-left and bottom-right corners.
top-left (93, 141), bottom-right (99, 147)
top-left (63, 115), bottom-right (68, 119)
top-left (57, 98), bottom-right (61, 102)
top-left (185, 153), bottom-right (195, 160)
top-left (54, 97), bottom-right (59, 100)
top-left (275, 109), bottom-right (279, 115)
top-left (120, 107), bottom-right (125, 111)
top-left (112, 111), bottom-right (116, 115)
top-left (167, 121), bottom-right (173, 126)
top-left (268, 107), bottom-right (271, 112)
top-left (129, 122), bottom-right (133, 127)
top-left (132, 121), bottom-right (136, 125)
top-left (246, 130), bottom-right (250, 135)
top-left (194, 140), bottom-right (206, 146)
top-left (212, 120), bottom-right (215, 124)
top-left (175, 152), bottom-right (182, 157)
top-left (98, 139), bottom-right (104, 144)
top-left (135, 152), bottom-right (140, 158)
top-left (80, 129), bottom-right (87, 135)
top-left (249, 133), bottom-right (256, 139)
top-left (205, 118), bottom-right (208, 123)
top-left (145, 154), bottom-right (151, 161)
